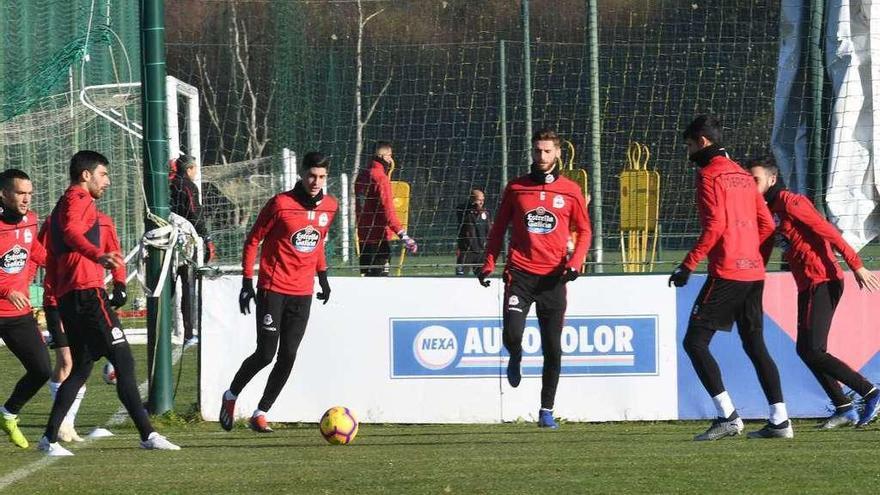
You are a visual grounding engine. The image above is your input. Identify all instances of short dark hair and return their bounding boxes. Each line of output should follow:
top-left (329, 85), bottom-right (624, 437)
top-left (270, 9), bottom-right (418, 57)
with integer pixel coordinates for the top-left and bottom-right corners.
top-left (177, 154), bottom-right (197, 172)
top-left (0, 169), bottom-right (31, 191)
top-left (301, 151), bottom-right (329, 171)
top-left (69, 150), bottom-right (109, 183)
top-left (531, 128), bottom-right (561, 147)
top-left (682, 115), bottom-right (722, 144)
top-left (745, 156), bottom-right (778, 176)
top-left (373, 141), bottom-right (393, 153)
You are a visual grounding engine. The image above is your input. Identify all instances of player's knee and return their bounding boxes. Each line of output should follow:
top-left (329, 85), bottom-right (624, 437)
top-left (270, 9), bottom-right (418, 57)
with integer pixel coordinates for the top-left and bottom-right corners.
top-left (796, 344), bottom-right (823, 366)
top-left (32, 361), bottom-right (52, 384)
top-left (682, 331), bottom-right (708, 357)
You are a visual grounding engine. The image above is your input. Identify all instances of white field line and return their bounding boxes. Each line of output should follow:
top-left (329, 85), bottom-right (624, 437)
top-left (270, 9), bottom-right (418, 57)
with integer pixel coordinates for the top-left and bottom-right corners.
top-left (0, 346), bottom-right (185, 491)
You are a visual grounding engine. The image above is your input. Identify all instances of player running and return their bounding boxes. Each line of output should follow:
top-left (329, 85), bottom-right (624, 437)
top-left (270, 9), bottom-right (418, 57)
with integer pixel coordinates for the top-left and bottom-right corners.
top-left (749, 157), bottom-right (880, 428)
top-left (40, 210), bottom-right (128, 443)
top-left (0, 169), bottom-right (51, 449)
top-left (479, 128), bottom-right (591, 429)
top-left (669, 116), bottom-right (791, 440)
top-left (39, 151), bottom-right (178, 456)
top-left (219, 152), bottom-right (337, 433)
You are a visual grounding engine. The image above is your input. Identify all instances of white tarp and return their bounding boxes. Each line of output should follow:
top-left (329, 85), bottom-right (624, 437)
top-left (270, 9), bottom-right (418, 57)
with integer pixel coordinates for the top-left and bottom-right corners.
top-left (825, 0), bottom-right (880, 250)
top-left (771, 0), bottom-right (811, 194)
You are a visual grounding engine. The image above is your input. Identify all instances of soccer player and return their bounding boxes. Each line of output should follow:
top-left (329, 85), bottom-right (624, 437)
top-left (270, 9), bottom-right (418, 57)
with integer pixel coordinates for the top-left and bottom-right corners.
top-left (169, 154), bottom-right (215, 346)
top-left (0, 169), bottom-right (51, 449)
top-left (354, 141), bottom-right (417, 276)
top-left (749, 158), bottom-right (880, 428)
top-left (669, 116), bottom-right (791, 440)
top-left (219, 152), bottom-right (337, 433)
top-left (38, 150), bottom-right (179, 456)
top-left (40, 210), bottom-right (128, 443)
top-left (456, 188), bottom-right (491, 276)
top-left (479, 128), bottom-right (591, 429)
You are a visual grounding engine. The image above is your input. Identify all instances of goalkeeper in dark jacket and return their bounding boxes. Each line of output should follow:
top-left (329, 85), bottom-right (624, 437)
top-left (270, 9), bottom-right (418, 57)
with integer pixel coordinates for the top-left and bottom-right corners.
top-left (169, 154), bottom-right (214, 346)
top-left (480, 128), bottom-right (591, 430)
top-left (219, 152), bottom-right (337, 433)
top-left (749, 157), bottom-right (880, 429)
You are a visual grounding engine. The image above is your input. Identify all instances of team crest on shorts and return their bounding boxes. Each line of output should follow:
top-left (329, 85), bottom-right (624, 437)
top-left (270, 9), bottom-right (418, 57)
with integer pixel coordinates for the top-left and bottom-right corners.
top-left (263, 314), bottom-right (273, 325)
top-left (524, 207), bottom-right (558, 234)
top-left (508, 295), bottom-right (519, 306)
top-left (0, 244), bottom-right (28, 274)
top-left (111, 327), bottom-right (126, 345)
top-left (291, 225), bottom-right (320, 253)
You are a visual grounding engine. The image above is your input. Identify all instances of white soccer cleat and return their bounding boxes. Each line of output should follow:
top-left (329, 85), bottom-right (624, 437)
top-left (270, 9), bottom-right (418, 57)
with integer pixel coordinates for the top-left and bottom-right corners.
top-left (140, 432), bottom-right (181, 451)
top-left (693, 414), bottom-right (744, 441)
top-left (58, 422), bottom-right (84, 443)
top-left (37, 436), bottom-right (74, 456)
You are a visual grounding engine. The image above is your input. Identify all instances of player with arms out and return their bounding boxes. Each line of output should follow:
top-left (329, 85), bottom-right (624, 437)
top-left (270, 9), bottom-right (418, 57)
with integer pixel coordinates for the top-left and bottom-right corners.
top-left (219, 152), bottom-right (338, 433)
top-left (479, 128), bottom-right (591, 429)
top-left (749, 157), bottom-right (880, 428)
top-left (0, 169), bottom-right (51, 449)
top-left (669, 116), bottom-right (790, 440)
top-left (38, 151), bottom-right (178, 456)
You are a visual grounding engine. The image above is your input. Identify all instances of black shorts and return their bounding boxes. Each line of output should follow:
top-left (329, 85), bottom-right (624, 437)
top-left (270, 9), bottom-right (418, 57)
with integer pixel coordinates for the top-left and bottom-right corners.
top-left (58, 288), bottom-right (127, 360)
top-left (47, 320), bottom-right (68, 350)
top-left (256, 289), bottom-right (312, 337)
top-left (689, 277), bottom-right (764, 332)
top-left (503, 266), bottom-right (567, 316)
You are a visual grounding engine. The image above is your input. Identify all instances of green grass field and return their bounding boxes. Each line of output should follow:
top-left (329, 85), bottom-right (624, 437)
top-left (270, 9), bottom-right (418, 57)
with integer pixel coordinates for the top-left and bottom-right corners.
top-left (1, 345), bottom-right (879, 493)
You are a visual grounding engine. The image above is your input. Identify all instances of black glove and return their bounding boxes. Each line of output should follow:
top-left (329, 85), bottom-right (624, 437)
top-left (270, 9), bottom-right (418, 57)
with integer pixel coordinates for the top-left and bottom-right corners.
top-left (239, 278), bottom-right (256, 314)
top-left (45, 305), bottom-right (62, 336)
top-left (668, 265), bottom-right (692, 287)
top-left (109, 282), bottom-right (127, 309)
top-left (561, 267), bottom-right (579, 283)
top-left (316, 271), bottom-right (331, 305)
top-left (477, 270), bottom-right (492, 287)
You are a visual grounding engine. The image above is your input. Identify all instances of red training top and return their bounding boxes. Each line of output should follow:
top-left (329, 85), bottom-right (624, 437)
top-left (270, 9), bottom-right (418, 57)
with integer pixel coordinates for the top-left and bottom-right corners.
top-left (355, 159), bottom-right (404, 244)
top-left (482, 173), bottom-right (591, 276)
top-left (45, 186), bottom-right (107, 298)
top-left (41, 210), bottom-right (126, 306)
top-left (682, 155), bottom-right (774, 281)
top-left (766, 189), bottom-right (862, 292)
top-left (0, 211), bottom-right (46, 317)
top-left (242, 190), bottom-right (338, 296)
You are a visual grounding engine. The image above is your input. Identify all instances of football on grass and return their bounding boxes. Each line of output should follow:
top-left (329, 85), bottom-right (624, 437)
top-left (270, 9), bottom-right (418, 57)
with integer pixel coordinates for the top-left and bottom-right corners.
top-left (102, 362), bottom-right (117, 385)
top-left (319, 406), bottom-right (358, 445)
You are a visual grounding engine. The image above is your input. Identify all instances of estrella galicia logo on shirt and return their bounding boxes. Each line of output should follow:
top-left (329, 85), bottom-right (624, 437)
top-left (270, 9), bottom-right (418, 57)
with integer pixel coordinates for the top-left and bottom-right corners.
top-left (290, 226), bottom-right (320, 253)
top-left (390, 316), bottom-right (658, 378)
top-left (524, 207), bottom-right (557, 234)
top-left (0, 244), bottom-right (28, 274)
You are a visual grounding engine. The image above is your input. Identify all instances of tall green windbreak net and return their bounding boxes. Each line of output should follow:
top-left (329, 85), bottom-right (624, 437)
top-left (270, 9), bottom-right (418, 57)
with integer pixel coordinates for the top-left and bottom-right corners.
top-left (0, 0), bottom-right (142, 253)
top-left (165, 0), bottom-right (783, 272)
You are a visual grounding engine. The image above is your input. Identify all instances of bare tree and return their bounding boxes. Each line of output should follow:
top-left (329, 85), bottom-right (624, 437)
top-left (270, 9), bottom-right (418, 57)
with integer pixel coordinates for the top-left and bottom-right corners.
top-left (197, 1), bottom-right (274, 165)
top-left (350, 0), bottom-right (393, 250)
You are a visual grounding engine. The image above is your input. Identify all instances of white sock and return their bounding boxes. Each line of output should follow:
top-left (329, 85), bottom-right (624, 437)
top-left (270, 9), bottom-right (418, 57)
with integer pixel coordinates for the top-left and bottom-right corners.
top-left (711, 391), bottom-right (736, 418)
top-left (0, 406), bottom-right (14, 419)
top-left (224, 390), bottom-right (237, 401)
top-left (63, 386), bottom-right (86, 425)
top-left (253, 409), bottom-right (267, 418)
top-left (769, 402), bottom-right (788, 425)
top-left (49, 381), bottom-right (61, 401)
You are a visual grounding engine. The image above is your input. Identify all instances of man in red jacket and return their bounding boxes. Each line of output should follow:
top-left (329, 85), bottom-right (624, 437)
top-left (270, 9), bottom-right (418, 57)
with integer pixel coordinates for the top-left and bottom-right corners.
top-left (40, 210), bottom-right (127, 443)
top-left (0, 169), bottom-right (50, 449)
top-left (39, 150), bottom-right (178, 456)
top-left (749, 157), bottom-right (880, 428)
top-left (219, 152), bottom-right (337, 433)
top-left (480, 128), bottom-right (591, 429)
top-left (669, 116), bottom-right (790, 440)
top-left (355, 141), bottom-right (417, 276)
